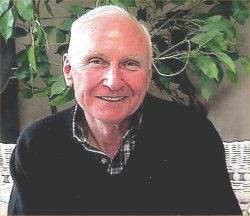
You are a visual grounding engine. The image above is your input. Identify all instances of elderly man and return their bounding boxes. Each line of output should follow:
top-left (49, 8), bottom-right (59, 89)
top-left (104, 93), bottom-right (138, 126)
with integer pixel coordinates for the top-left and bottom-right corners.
top-left (8, 5), bottom-right (241, 215)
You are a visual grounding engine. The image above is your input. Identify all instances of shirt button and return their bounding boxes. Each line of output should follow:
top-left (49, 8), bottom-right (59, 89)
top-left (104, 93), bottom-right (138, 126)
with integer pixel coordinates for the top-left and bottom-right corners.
top-left (101, 158), bottom-right (108, 164)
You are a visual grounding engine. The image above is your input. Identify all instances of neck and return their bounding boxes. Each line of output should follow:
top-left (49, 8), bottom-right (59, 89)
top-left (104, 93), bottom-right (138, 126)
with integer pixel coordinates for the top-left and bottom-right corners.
top-left (85, 114), bottom-right (131, 158)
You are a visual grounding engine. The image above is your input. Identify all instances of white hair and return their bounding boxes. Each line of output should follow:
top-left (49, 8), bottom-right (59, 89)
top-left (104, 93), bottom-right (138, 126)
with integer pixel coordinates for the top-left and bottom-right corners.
top-left (68, 5), bottom-right (153, 67)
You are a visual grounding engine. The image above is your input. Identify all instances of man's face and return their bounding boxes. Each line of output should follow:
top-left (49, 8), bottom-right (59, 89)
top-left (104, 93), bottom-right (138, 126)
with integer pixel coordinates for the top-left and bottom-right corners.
top-left (64, 16), bottom-right (151, 124)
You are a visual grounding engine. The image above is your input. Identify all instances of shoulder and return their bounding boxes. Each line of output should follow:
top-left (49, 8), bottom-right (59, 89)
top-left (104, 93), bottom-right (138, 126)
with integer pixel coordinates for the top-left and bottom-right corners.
top-left (10, 107), bottom-right (77, 188)
top-left (21, 106), bottom-right (75, 138)
top-left (142, 94), bottom-right (222, 150)
top-left (17, 106), bottom-right (75, 151)
top-left (143, 93), bottom-right (204, 124)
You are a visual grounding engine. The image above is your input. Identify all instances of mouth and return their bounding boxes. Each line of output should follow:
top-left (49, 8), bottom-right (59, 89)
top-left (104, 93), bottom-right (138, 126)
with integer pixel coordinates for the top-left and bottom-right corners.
top-left (96, 96), bottom-right (128, 102)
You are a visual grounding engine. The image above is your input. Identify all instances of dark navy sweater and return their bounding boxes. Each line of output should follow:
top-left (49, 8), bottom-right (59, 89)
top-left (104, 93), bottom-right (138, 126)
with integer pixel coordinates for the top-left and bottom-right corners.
top-left (8, 94), bottom-right (241, 215)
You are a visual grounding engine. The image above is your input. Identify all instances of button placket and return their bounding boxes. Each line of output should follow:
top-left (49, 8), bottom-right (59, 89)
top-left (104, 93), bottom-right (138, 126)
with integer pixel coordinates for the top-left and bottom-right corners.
top-left (101, 157), bottom-right (108, 165)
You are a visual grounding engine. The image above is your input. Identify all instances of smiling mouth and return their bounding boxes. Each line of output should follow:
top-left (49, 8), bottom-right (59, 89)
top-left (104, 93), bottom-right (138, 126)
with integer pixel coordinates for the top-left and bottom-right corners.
top-left (96, 96), bottom-right (128, 102)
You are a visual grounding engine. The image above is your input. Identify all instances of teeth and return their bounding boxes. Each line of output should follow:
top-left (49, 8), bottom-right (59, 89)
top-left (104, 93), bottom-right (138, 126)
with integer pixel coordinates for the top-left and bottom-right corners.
top-left (97, 96), bottom-right (127, 102)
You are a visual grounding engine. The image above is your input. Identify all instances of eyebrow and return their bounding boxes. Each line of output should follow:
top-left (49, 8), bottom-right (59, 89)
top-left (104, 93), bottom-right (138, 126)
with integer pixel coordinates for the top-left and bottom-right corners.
top-left (81, 53), bottom-right (147, 65)
top-left (82, 53), bottom-right (109, 61)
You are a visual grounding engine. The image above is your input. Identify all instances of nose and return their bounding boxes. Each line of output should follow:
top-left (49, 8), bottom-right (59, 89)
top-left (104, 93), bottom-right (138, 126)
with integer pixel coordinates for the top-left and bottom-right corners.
top-left (103, 64), bottom-right (124, 90)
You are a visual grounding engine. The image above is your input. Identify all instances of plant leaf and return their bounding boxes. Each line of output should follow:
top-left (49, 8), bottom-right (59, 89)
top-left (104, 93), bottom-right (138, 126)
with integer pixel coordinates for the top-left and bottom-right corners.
top-left (51, 78), bottom-right (67, 96)
top-left (19, 87), bottom-right (33, 99)
top-left (43, 26), bottom-right (55, 38)
top-left (195, 54), bottom-right (218, 80)
top-left (190, 30), bottom-right (220, 47)
top-left (37, 62), bottom-right (51, 73)
top-left (100, 0), bottom-right (112, 6)
top-left (35, 46), bottom-right (48, 62)
top-left (12, 26), bottom-right (27, 37)
top-left (16, 0), bottom-right (34, 22)
top-left (56, 44), bottom-right (68, 56)
top-left (40, 26), bottom-right (55, 46)
top-left (226, 69), bottom-right (238, 83)
top-left (204, 33), bottom-right (228, 51)
top-left (0, 8), bottom-right (14, 40)
top-left (11, 6), bottom-right (18, 19)
top-left (35, 24), bottom-right (43, 44)
top-left (44, 1), bottom-right (53, 16)
top-left (216, 63), bottom-right (224, 84)
top-left (199, 73), bottom-right (213, 101)
top-left (208, 2), bottom-right (232, 18)
top-left (157, 64), bottom-right (172, 75)
top-left (240, 56), bottom-right (250, 74)
top-left (58, 18), bottom-right (75, 31)
top-left (0, 0), bottom-right (10, 16)
top-left (12, 65), bottom-right (30, 80)
top-left (201, 15), bottom-right (236, 40)
top-left (214, 51), bottom-right (236, 74)
top-left (153, 0), bottom-right (164, 10)
top-left (16, 49), bottom-right (27, 64)
top-left (56, 29), bottom-right (66, 43)
top-left (34, 87), bottom-right (51, 96)
top-left (232, 0), bottom-right (250, 24)
top-left (170, 0), bottom-right (187, 5)
top-left (110, 0), bottom-right (136, 9)
top-left (41, 74), bottom-right (62, 86)
top-left (50, 88), bottom-right (74, 106)
top-left (227, 52), bottom-right (240, 61)
top-left (159, 76), bottom-right (171, 88)
top-left (28, 45), bottom-right (37, 72)
top-left (68, 5), bottom-right (87, 15)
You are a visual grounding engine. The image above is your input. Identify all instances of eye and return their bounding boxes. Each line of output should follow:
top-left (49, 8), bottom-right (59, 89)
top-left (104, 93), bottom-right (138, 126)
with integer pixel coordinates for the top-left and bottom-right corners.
top-left (89, 58), bottom-right (104, 65)
top-left (121, 60), bottom-right (140, 71)
top-left (88, 58), bottom-right (108, 68)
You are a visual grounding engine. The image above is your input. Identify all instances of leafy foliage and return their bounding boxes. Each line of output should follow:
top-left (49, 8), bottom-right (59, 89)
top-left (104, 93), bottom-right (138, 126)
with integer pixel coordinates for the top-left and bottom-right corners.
top-left (0, 0), bottom-right (249, 113)
top-left (0, 0), bottom-right (79, 113)
top-left (135, 0), bottom-right (250, 107)
top-left (0, 7), bottom-right (14, 40)
top-left (16, 0), bottom-right (34, 21)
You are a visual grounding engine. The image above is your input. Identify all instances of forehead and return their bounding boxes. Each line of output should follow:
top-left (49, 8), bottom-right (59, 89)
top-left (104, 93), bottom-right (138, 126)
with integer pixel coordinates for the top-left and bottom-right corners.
top-left (74, 15), bottom-right (144, 36)
top-left (70, 16), bottom-right (150, 59)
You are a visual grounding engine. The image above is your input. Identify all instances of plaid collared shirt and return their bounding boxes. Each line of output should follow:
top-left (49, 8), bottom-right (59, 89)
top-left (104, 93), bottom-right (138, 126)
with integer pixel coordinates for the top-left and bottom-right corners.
top-left (72, 104), bottom-right (142, 175)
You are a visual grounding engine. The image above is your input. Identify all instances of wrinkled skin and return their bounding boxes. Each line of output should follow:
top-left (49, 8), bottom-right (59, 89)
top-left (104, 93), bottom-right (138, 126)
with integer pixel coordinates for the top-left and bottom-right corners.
top-left (63, 15), bottom-right (152, 156)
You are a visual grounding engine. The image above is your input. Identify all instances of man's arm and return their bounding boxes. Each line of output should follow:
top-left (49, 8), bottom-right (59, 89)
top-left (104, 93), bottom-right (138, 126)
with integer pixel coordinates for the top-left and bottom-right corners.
top-left (191, 114), bottom-right (242, 214)
top-left (8, 138), bottom-right (26, 215)
top-left (8, 134), bottom-right (32, 215)
top-left (8, 178), bottom-right (25, 214)
top-left (7, 132), bottom-right (46, 215)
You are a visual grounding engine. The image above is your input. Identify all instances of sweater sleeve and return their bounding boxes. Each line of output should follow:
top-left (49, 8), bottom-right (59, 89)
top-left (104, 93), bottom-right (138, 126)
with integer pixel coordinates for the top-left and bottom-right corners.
top-left (7, 127), bottom-right (54, 215)
top-left (7, 108), bottom-right (74, 215)
top-left (8, 133), bottom-right (32, 215)
top-left (188, 113), bottom-right (242, 214)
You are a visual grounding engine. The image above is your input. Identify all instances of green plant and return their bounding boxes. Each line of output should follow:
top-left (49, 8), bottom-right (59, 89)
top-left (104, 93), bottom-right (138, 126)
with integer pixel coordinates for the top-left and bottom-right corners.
top-left (0, 0), bottom-right (249, 114)
top-left (141, 0), bottom-right (250, 110)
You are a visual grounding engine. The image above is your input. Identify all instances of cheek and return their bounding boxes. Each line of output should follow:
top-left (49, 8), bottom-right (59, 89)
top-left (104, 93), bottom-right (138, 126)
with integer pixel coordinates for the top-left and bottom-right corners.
top-left (71, 73), bottom-right (89, 102)
top-left (72, 71), bottom-right (93, 91)
top-left (72, 72), bottom-right (103, 106)
top-left (126, 73), bottom-right (150, 94)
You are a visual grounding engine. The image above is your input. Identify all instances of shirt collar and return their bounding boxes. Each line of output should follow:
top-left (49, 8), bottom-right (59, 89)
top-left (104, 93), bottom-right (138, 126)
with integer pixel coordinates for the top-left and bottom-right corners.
top-left (72, 103), bottom-right (143, 150)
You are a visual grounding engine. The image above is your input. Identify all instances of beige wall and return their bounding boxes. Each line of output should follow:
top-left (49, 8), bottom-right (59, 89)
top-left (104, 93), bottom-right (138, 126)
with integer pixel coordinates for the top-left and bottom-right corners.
top-left (207, 20), bottom-right (250, 141)
top-left (17, 1), bottom-right (250, 141)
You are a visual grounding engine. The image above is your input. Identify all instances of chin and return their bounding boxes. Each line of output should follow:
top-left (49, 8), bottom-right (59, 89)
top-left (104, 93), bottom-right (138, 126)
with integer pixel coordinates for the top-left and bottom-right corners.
top-left (94, 111), bottom-right (132, 124)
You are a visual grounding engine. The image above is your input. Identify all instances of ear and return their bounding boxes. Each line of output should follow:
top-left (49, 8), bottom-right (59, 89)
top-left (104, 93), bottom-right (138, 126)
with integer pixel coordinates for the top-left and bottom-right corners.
top-left (63, 53), bottom-right (73, 87)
